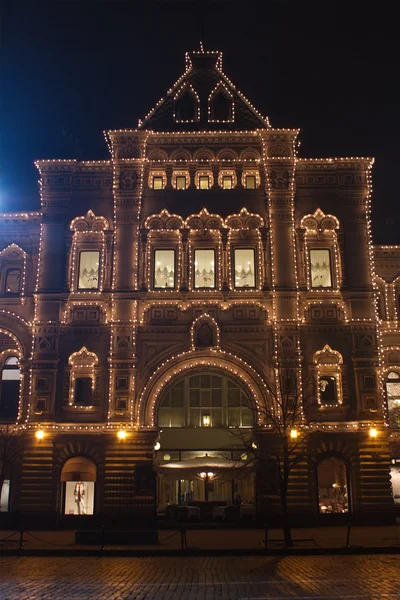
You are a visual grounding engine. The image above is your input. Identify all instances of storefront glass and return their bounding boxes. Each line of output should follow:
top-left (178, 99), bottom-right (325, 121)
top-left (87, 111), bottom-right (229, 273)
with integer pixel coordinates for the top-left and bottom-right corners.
top-left (0, 479), bottom-right (10, 512)
top-left (64, 481), bottom-right (95, 515)
top-left (317, 457), bottom-right (349, 514)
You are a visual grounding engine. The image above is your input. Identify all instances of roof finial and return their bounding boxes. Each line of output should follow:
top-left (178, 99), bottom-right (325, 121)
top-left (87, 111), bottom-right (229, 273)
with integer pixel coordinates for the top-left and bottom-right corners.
top-left (199, 40), bottom-right (204, 53)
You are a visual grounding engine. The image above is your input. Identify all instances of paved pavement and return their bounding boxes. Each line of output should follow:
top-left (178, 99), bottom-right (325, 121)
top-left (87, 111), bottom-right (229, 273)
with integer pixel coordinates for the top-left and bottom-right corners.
top-left (1, 555), bottom-right (400, 599)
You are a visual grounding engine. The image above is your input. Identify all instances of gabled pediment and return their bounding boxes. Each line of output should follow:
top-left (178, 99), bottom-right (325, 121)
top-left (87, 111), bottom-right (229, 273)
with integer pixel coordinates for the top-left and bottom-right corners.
top-left (138, 47), bottom-right (270, 132)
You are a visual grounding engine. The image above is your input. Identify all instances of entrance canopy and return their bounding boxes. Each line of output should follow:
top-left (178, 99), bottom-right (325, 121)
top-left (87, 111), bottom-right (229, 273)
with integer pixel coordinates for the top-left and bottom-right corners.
top-left (157, 455), bottom-right (253, 481)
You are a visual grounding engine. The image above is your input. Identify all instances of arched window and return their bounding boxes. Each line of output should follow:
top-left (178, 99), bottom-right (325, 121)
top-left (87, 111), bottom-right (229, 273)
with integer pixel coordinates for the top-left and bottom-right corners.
top-left (386, 371), bottom-right (400, 428)
top-left (317, 457), bottom-right (349, 514)
top-left (0, 356), bottom-right (20, 420)
top-left (61, 456), bottom-right (96, 516)
top-left (313, 345), bottom-right (343, 407)
top-left (70, 210), bottom-right (109, 292)
top-left (301, 209), bottom-right (341, 290)
top-left (68, 347), bottom-right (98, 407)
top-left (157, 373), bottom-right (254, 428)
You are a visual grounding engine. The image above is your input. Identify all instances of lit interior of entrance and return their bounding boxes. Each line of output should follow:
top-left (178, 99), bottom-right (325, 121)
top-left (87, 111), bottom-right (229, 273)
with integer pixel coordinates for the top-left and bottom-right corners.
top-left (155, 371), bottom-right (256, 514)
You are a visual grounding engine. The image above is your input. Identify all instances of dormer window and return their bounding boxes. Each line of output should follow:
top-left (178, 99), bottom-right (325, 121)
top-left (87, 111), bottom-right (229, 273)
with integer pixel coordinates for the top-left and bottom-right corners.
top-left (309, 249), bottom-right (332, 288)
top-left (245, 175), bottom-right (256, 189)
top-left (199, 176), bottom-right (210, 190)
top-left (152, 176), bottom-right (164, 190)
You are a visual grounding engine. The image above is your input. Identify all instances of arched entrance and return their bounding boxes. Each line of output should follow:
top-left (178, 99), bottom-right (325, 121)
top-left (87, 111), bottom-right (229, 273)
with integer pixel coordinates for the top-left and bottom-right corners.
top-left (154, 370), bottom-right (256, 518)
top-left (60, 457), bottom-right (97, 516)
top-left (317, 456), bottom-right (350, 515)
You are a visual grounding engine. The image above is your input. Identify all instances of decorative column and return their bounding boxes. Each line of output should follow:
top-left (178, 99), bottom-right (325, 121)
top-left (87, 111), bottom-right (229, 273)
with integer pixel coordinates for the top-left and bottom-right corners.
top-left (260, 226), bottom-right (270, 290)
top-left (180, 228), bottom-right (190, 292)
top-left (221, 227), bottom-right (230, 292)
top-left (139, 228), bottom-right (148, 291)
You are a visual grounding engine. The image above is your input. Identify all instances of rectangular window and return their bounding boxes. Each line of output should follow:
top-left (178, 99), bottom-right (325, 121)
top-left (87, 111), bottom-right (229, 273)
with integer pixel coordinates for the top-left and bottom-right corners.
top-left (154, 249), bottom-right (176, 289)
top-left (74, 377), bottom-right (93, 406)
top-left (0, 479), bottom-right (10, 512)
top-left (245, 175), bottom-right (256, 189)
top-left (78, 251), bottom-right (100, 290)
top-left (5, 269), bottom-right (21, 295)
top-left (199, 176), bottom-right (210, 190)
top-left (234, 248), bottom-right (255, 288)
top-left (222, 176), bottom-right (233, 189)
top-left (176, 176), bottom-right (186, 190)
top-left (319, 375), bottom-right (338, 405)
top-left (152, 176), bottom-right (163, 190)
top-left (64, 481), bottom-right (95, 516)
top-left (194, 249), bottom-right (215, 288)
top-left (310, 249), bottom-right (332, 288)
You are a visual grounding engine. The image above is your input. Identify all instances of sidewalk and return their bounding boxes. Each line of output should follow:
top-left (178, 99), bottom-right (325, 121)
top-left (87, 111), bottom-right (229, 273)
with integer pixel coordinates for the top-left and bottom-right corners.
top-left (2, 525), bottom-right (400, 555)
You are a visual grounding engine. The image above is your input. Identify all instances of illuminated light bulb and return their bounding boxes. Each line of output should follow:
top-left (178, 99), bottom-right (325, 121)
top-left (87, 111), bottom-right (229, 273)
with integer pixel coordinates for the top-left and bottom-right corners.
top-left (35, 429), bottom-right (45, 440)
top-left (154, 441), bottom-right (161, 451)
top-left (290, 429), bottom-right (298, 439)
top-left (369, 428), bottom-right (378, 438)
top-left (117, 429), bottom-right (127, 440)
top-left (251, 441), bottom-right (258, 450)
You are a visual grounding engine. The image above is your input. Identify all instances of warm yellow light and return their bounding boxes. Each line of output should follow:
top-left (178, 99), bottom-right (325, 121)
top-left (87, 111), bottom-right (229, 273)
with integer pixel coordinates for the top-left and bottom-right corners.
top-left (199, 472), bottom-right (207, 479)
top-left (369, 427), bottom-right (378, 438)
top-left (35, 429), bottom-right (45, 440)
top-left (154, 441), bottom-right (161, 451)
top-left (290, 429), bottom-right (298, 439)
top-left (202, 414), bottom-right (211, 427)
top-left (117, 429), bottom-right (127, 440)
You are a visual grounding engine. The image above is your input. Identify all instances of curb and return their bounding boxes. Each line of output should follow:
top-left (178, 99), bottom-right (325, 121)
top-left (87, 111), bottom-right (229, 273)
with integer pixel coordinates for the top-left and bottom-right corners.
top-left (2, 546), bottom-right (400, 557)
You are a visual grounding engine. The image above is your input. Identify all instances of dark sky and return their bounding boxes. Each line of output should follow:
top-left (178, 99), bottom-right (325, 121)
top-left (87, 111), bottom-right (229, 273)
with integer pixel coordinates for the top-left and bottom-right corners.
top-left (0, 0), bottom-right (399, 243)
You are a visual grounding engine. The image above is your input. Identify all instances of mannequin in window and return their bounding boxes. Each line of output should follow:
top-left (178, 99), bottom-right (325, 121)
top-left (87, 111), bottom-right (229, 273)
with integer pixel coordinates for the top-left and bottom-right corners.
top-left (74, 481), bottom-right (86, 515)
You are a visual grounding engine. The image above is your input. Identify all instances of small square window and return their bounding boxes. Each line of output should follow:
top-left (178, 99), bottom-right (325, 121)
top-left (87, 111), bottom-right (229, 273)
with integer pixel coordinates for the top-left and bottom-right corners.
top-left (152, 176), bottom-right (164, 190)
top-left (222, 176), bottom-right (233, 189)
top-left (35, 398), bottom-right (47, 411)
top-left (199, 176), bottom-right (210, 190)
top-left (116, 377), bottom-right (128, 390)
top-left (36, 377), bottom-right (48, 391)
top-left (176, 176), bottom-right (186, 190)
top-left (116, 398), bottom-right (128, 410)
top-left (245, 175), bottom-right (256, 189)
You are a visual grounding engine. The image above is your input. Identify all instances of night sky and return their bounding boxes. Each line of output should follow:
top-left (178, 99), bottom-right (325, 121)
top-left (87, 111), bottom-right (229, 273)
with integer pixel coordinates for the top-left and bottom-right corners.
top-left (0, 0), bottom-right (398, 243)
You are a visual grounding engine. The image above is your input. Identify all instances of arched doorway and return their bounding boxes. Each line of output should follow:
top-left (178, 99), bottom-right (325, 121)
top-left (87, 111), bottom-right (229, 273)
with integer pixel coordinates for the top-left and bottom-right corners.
top-left (155, 371), bottom-right (256, 516)
top-left (60, 457), bottom-right (97, 516)
top-left (317, 456), bottom-right (350, 515)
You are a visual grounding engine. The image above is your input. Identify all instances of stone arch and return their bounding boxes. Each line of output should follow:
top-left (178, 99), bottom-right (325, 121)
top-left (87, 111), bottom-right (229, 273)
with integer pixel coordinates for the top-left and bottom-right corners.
top-left (170, 147), bottom-right (192, 162)
top-left (0, 312), bottom-right (31, 358)
top-left (193, 147), bottom-right (215, 162)
top-left (116, 145), bottom-right (142, 159)
top-left (217, 148), bottom-right (238, 162)
top-left (147, 148), bottom-right (169, 162)
top-left (138, 349), bottom-right (268, 428)
top-left (240, 148), bottom-right (261, 162)
top-left (190, 314), bottom-right (220, 349)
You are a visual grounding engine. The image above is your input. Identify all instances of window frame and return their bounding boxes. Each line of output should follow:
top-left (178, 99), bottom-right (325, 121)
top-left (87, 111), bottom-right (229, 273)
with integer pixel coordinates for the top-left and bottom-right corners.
top-left (198, 175), bottom-right (210, 190)
top-left (4, 268), bottom-right (21, 296)
top-left (0, 355), bottom-right (21, 421)
top-left (233, 247), bottom-right (256, 290)
top-left (157, 372), bottom-right (254, 429)
top-left (152, 176), bottom-right (164, 190)
top-left (193, 248), bottom-right (216, 289)
top-left (221, 175), bottom-right (233, 190)
top-left (386, 370), bottom-right (400, 428)
top-left (153, 248), bottom-right (177, 290)
top-left (175, 175), bottom-right (187, 190)
top-left (309, 247), bottom-right (333, 290)
top-left (77, 250), bottom-right (101, 291)
top-left (244, 174), bottom-right (257, 189)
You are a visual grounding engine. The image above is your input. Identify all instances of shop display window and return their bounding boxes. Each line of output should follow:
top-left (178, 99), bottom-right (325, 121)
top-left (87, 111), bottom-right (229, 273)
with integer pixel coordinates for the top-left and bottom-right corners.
top-left (194, 249), bottom-right (215, 288)
top-left (78, 251), bottom-right (100, 290)
top-left (234, 248), bottom-right (255, 288)
top-left (309, 248), bottom-right (332, 288)
top-left (317, 457), bottom-right (349, 514)
top-left (0, 480), bottom-right (10, 512)
top-left (64, 481), bottom-right (95, 515)
top-left (154, 250), bottom-right (175, 289)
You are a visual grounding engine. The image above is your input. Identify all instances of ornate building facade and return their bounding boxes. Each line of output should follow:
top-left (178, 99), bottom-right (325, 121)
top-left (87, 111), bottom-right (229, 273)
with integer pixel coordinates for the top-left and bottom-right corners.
top-left (0, 48), bottom-right (399, 526)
